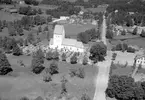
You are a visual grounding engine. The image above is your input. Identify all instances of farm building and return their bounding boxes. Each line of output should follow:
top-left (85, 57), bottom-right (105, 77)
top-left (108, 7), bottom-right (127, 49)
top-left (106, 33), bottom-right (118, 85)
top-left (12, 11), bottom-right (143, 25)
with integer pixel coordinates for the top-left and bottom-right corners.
top-left (49, 25), bottom-right (85, 52)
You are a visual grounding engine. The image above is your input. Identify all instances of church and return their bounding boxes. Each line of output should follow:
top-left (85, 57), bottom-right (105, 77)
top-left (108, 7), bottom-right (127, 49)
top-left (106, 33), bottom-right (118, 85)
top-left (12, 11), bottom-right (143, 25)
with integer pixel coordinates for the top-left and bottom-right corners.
top-left (49, 25), bottom-right (85, 52)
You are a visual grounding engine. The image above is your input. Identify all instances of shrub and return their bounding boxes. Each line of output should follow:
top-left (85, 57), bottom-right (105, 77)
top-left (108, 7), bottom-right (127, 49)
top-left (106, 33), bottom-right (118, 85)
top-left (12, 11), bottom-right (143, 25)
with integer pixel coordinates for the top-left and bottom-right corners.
top-left (43, 73), bottom-right (52, 82)
top-left (81, 93), bottom-right (91, 100)
top-left (69, 68), bottom-right (77, 77)
top-left (20, 96), bottom-right (29, 100)
top-left (76, 67), bottom-right (85, 79)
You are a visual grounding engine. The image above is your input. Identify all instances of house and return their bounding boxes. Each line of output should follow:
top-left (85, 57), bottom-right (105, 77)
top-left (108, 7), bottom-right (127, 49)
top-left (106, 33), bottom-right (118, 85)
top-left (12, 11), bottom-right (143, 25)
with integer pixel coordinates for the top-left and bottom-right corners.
top-left (49, 25), bottom-right (85, 52)
top-left (135, 55), bottom-right (145, 68)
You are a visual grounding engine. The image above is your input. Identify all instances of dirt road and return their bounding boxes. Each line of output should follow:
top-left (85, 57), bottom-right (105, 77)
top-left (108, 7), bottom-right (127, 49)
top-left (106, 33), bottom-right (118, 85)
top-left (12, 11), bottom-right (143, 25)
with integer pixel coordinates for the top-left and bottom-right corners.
top-left (93, 15), bottom-right (112, 100)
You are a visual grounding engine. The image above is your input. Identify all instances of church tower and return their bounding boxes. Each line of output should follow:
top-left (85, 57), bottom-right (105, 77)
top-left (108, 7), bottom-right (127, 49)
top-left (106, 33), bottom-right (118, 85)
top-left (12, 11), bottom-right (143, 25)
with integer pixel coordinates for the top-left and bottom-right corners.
top-left (53, 25), bottom-right (65, 48)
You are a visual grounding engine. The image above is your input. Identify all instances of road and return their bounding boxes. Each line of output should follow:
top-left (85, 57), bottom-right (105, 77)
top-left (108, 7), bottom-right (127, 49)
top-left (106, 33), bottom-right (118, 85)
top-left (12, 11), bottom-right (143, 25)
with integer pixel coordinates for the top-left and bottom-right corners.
top-left (93, 15), bottom-right (112, 100)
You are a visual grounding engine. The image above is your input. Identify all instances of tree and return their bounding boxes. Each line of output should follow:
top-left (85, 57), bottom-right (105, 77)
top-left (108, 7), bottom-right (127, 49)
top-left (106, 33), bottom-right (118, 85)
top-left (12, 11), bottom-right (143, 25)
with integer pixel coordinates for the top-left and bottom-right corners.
top-left (48, 60), bottom-right (59, 75)
top-left (47, 16), bottom-right (52, 23)
top-left (8, 24), bottom-right (17, 36)
top-left (132, 27), bottom-right (138, 35)
top-left (12, 45), bottom-right (22, 56)
top-left (140, 30), bottom-right (145, 37)
top-left (43, 70), bottom-right (52, 82)
top-left (17, 26), bottom-right (24, 36)
top-left (52, 51), bottom-right (59, 60)
top-left (60, 76), bottom-right (68, 96)
top-left (82, 55), bottom-right (88, 65)
top-left (133, 83), bottom-right (145, 100)
top-left (81, 93), bottom-right (91, 100)
top-left (121, 30), bottom-right (126, 36)
top-left (89, 42), bottom-right (107, 63)
top-left (106, 29), bottom-right (114, 39)
top-left (31, 57), bottom-right (45, 74)
top-left (106, 75), bottom-right (135, 100)
top-left (46, 51), bottom-right (53, 60)
top-left (76, 67), bottom-right (85, 79)
top-left (27, 32), bottom-right (35, 44)
top-left (38, 8), bottom-right (42, 14)
top-left (44, 26), bottom-right (49, 31)
top-left (0, 52), bottom-right (13, 75)
top-left (61, 53), bottom-right (67, 61)
top-left (70, 53), bottom-right (78, 64)
top-left (38, 26), bottom-right (42, 33)
top-left (46, 31), bottom-right (50, 41)
top-left (31, 49), bottom-right (45, 74)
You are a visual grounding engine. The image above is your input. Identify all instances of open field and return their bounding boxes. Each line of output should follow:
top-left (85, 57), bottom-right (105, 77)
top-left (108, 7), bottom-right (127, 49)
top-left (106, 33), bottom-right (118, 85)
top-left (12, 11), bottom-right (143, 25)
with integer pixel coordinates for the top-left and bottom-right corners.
top-left (64, 24), bottom-right (96, 38)
top-left (0, 54), bottom-right (97, 100)
top-left (111, 37), bottom-right (145, 48)
top-left (0, 11), bottom-right (23, 21)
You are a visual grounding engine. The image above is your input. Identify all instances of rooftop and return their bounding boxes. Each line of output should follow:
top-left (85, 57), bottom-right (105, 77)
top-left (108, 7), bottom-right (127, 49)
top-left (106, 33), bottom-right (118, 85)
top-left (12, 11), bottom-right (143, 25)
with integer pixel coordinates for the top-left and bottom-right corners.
top-left (54, 25), bottom-right (65, 35)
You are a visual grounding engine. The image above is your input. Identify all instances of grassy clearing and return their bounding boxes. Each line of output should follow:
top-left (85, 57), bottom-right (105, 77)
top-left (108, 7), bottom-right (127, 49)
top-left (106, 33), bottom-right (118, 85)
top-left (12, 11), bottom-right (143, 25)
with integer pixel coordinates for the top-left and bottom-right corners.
top-left (111, 37), bottom-right (145, 48)
top-left (0, 55), bottom-right (97, 100)
top-left (0, 11), bottom-right (23, 21)
top-left (64, 24), bottom-right (96, 38)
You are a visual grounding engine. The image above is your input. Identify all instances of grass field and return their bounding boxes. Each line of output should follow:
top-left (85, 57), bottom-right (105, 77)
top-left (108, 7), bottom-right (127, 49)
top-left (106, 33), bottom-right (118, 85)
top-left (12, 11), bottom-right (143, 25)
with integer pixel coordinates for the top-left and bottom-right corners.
top-left (0, 54), bottom-right (97, 100)
top-left (0, 11), bottom-right (23, 21)
top-left (64, 24), bottom-right (96, 38)
top-left (111, 37), bottom-right (145, 48)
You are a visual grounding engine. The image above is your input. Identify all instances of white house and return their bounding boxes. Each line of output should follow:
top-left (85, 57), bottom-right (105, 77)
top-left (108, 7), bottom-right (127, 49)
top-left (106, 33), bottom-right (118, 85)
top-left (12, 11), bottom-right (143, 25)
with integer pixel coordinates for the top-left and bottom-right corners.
top-left (135, 55), bottom-right (145, 68)
top-left (49, 25), bottom-right (85, 52)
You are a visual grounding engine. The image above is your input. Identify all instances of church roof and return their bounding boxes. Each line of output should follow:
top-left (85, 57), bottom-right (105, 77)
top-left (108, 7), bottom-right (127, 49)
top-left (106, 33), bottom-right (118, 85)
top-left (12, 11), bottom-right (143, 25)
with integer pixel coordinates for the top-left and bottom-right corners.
top-left (62, 39), bottom-right (84, 49)
top-left (54, 25), bottom-right (64, 35)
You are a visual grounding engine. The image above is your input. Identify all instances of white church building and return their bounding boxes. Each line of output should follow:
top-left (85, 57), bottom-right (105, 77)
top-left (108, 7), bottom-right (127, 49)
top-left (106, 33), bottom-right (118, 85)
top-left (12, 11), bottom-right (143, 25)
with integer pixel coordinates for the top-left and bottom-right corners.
top-left (49, 25), bottom-right (85, 52)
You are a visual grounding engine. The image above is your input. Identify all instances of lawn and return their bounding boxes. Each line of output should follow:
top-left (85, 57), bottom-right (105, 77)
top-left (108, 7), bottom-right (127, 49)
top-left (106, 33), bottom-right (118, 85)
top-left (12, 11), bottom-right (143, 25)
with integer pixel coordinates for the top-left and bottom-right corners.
top-left (0, 54), bottom-right (97, 100)
top-left (0, 11), bottom-right (23, 21)
top-left (111, 37), bottom-right (145, 48)
top-left (64, 24), bottom-right (96, 38)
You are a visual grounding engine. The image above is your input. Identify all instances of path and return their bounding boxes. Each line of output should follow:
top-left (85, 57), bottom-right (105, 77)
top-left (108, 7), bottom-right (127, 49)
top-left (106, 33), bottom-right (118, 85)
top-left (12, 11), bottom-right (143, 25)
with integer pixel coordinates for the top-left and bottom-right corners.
top-left (93, 15), bottom-right (112, 100)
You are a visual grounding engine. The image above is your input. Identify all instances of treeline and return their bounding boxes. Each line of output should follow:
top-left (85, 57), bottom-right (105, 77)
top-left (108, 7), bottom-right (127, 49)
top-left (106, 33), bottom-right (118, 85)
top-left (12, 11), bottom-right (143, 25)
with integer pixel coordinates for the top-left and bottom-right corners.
top-left (0, 15), bottom-right (52, 35)
top-left (45, 3), bottom-right (81, 18)
top-left (41, 0), bottom-right (131, 8)
top-left (77, 28), bottom-right (100, 44)
top-left (19, 6), bottom-right (42, 16)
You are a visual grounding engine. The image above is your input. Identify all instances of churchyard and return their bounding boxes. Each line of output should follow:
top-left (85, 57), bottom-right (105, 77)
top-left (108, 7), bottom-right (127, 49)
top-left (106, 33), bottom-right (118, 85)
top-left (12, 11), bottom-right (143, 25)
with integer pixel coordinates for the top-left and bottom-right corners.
top-left (0, 1), bottom-right (103, 100)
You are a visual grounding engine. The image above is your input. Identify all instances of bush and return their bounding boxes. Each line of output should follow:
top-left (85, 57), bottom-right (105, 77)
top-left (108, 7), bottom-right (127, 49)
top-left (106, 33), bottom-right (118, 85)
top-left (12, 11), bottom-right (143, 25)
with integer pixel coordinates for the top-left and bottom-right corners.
top-left (69, 68), bottom-right (77, 77)
top-left (20, 96), bottom-right (29, 100)
top-left (81, 93), bottom-right (91, 100)
top-left (76, 67), bottom-right (85, 79)
top-left (43, 73), bottom-right (52, 82)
